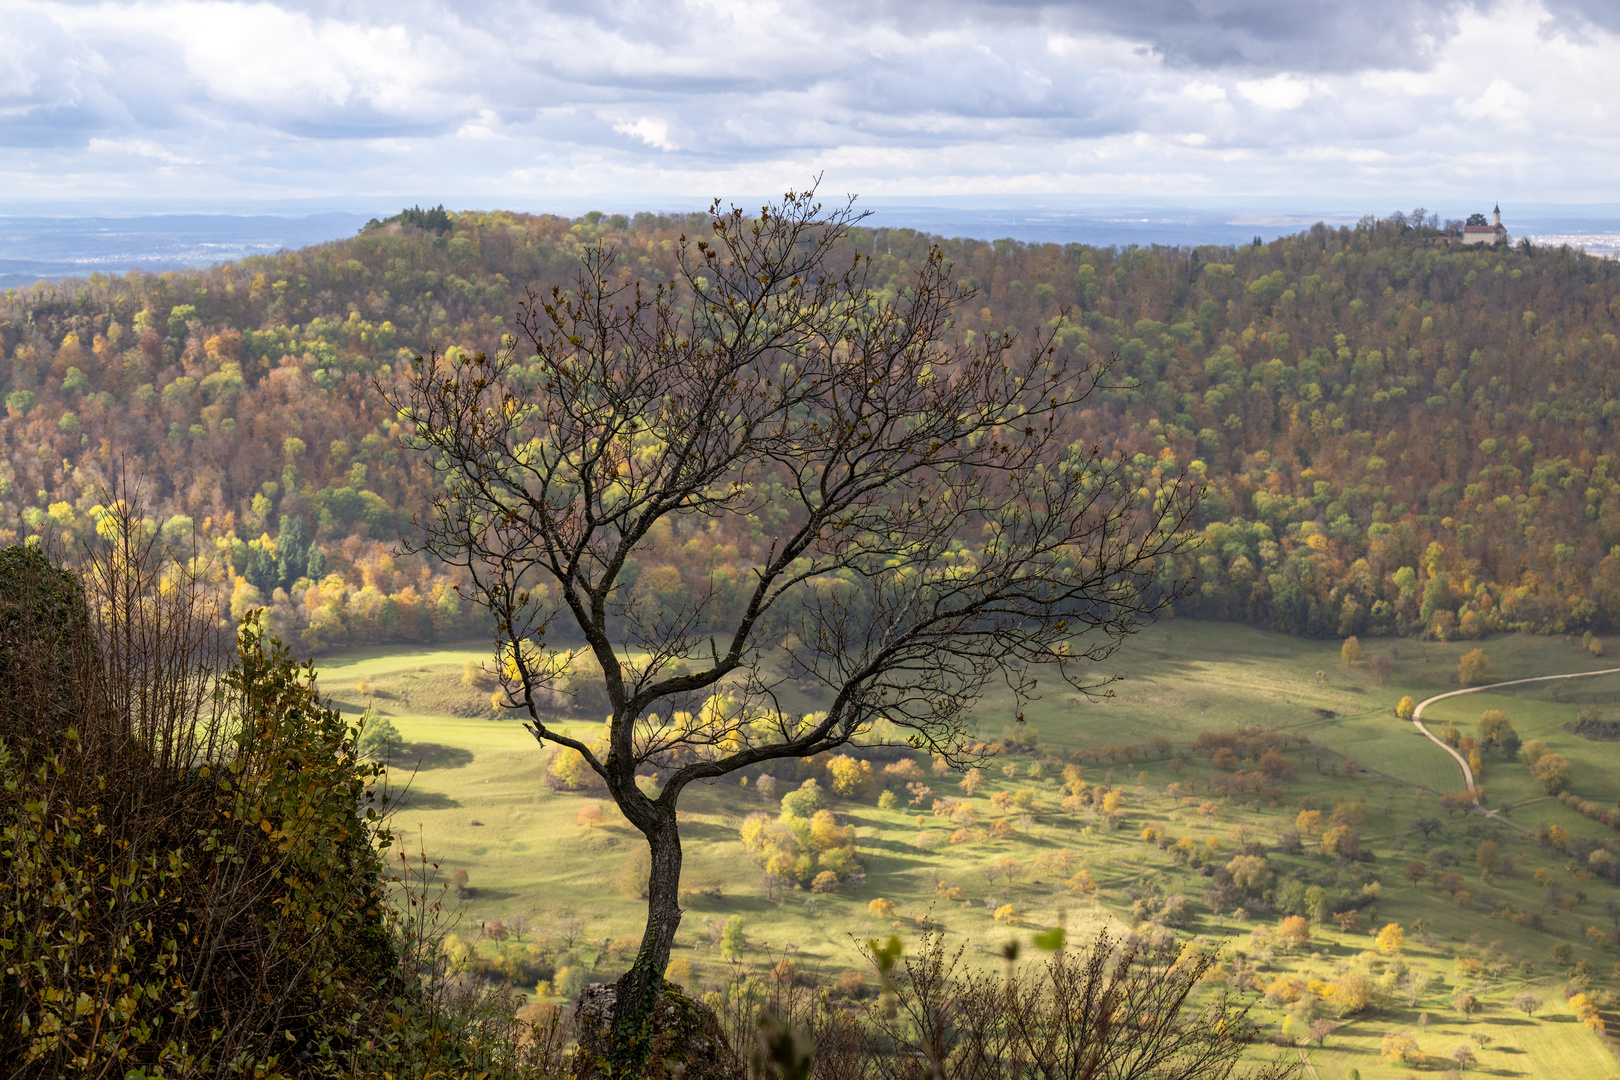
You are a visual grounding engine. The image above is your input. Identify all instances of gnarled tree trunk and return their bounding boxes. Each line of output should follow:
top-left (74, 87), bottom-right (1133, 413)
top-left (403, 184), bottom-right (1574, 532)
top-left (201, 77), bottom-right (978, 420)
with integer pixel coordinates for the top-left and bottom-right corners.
top-left (609, 797), bottom-right (683, 1069)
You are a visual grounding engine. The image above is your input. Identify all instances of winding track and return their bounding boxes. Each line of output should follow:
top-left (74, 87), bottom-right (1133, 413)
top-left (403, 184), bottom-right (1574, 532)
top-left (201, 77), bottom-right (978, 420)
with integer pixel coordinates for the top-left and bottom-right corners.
top-left (1408, 666), bottom-right (1620, 831)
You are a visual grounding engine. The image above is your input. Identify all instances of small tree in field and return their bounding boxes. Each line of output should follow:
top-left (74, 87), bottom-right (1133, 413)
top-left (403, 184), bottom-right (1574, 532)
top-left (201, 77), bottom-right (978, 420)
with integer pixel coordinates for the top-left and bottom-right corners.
top-left (384, 188), bottom-right (1198, 1058)
top-left (1341, 636), bottom-right (1361, 665)
top-left (1457, 648), bottom-right (1490, 686)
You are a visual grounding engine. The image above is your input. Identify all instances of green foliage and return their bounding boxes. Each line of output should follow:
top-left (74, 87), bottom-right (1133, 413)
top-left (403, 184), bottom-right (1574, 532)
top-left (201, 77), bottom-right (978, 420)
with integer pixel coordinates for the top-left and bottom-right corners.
top-left (720, 915), bottom-right (747, 959)
top-left (779, 777), bottom-right (825, 819)
top-left (358, 709), bottom-right (403, 759)
top-left (398, 204), bottom-right (453, 234)
top-left (1530, 751), bottom-right (1571, 793)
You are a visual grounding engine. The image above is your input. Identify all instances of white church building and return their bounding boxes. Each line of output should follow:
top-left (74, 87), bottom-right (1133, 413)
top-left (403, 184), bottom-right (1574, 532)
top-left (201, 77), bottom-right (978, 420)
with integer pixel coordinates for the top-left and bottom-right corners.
top-left (1462, 205), bottom-right (1510, 246)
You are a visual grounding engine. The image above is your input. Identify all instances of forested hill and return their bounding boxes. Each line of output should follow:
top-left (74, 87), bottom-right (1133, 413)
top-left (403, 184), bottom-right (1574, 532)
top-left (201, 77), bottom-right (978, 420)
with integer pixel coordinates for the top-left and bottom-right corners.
top-left (3, 207), bottom-right (1620, 652)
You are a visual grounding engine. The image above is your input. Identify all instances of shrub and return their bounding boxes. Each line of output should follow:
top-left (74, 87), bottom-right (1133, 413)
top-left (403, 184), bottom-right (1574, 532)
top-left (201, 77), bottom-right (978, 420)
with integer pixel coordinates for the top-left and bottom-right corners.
top-left (868, 898), bottom-right (896, 919)
top-left (810, 870), bottom-right (840, 893)
top-left (993, 904), bottom-right (1022, 925)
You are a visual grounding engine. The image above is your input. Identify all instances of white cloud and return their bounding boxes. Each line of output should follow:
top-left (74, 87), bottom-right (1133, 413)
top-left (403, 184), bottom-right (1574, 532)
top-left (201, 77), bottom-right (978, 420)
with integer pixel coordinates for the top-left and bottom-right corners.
top-left (1458, 78), bottom-right (1531, 127)
top-left (613, 117), bottom-right (675, 151)
top-left (1235, 74), bottom-right (1312, 110)
top-left (1181, 82), bottom-right (1227, 103)
top-left (86, 137), bottom-right (199, 164)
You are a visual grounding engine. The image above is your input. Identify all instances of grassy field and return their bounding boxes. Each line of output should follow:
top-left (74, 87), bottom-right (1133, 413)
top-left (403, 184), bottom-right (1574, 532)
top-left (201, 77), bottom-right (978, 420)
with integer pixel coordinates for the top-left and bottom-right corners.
top-left (314, 622), bottom-right (1620, 1079)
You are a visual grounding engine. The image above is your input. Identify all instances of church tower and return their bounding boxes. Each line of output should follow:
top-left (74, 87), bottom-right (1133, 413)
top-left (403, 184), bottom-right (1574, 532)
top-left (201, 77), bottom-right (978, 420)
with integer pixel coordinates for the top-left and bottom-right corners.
top-left (1462, 205), bottom-right (1510, 246)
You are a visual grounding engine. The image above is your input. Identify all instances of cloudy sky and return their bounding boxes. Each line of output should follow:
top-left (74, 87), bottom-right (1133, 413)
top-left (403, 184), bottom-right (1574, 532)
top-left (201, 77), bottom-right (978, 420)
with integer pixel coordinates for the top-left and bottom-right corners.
top-left (2, 0), bottom-right (1618, 209)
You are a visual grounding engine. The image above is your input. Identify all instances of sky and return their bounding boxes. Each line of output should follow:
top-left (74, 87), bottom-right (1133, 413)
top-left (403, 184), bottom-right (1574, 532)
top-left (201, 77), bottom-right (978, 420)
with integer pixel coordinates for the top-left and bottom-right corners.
top-left (2, 0), bottom-right (1619, 210)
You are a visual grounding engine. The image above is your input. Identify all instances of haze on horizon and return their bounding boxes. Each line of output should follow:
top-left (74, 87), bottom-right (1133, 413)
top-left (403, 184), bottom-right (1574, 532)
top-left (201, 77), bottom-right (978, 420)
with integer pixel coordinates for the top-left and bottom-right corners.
top-left (2, 0), bottom-right (1618, 210)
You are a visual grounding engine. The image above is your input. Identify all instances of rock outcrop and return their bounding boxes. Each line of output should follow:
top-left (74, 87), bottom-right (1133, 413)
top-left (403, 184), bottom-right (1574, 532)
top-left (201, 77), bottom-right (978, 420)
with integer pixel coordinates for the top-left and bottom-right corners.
top-left (572, 980), bottom-right (742, 1080)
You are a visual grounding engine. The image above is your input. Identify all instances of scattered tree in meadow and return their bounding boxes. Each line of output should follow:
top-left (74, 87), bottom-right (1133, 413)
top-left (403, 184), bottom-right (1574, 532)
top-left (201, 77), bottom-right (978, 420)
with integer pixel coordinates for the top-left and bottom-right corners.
top-left (825, 754), bottom-right (875, 799)
top-left (386, 189), bottom-right (1196, 1053)
top-left (615, 848), bottom-right (650, 898)
top-left (1227, 854), bottom-right (1273, 896)
top-left (1278, 915), bottom-right (1311, 950)
top-left (1397, 695), bottom-right (1417, 720)
top-left (1413, 816), bottom-right (1443, 841)
top-left (1403, 860), bottom-right (1429, 886)
top-left (1381, 1032), bottom-right (1422, 1065)
top-left (1457, 648), bottom-right (1491, 686)
top-left (720, 915), bottom-right (747, 958)
top-left (1478, 709), bottom-right (1520, 755)
top-left (356, 711), bottom-right (402, 759)
top-left (1374, 923), bottom-right (1405, 956)
top-left (1531, 752), bottom-right (1571, 794)
top-left (1368, 654), bottom-right (1393, 683)
top-left (1341, 636), bottom-right (1361, 665)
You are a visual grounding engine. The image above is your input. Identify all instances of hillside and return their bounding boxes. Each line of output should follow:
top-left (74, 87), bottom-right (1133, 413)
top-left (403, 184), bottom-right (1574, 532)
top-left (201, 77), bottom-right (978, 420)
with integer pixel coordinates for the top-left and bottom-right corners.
top-left (3, 207), bottom-right (1620, 649)
top-left (319, 624), bottom-right (1620, 1077)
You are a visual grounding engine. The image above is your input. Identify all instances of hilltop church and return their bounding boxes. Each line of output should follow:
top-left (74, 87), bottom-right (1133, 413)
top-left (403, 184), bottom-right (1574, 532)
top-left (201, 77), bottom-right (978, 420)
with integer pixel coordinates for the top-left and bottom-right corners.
top-left (1462, 205), bottom-right (1510, 246)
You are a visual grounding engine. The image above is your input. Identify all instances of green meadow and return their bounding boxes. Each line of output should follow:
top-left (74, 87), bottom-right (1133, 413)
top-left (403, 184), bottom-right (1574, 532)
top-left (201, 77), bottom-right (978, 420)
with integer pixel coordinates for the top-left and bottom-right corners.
top-left (315, 622), bottom-right (1620, 1080)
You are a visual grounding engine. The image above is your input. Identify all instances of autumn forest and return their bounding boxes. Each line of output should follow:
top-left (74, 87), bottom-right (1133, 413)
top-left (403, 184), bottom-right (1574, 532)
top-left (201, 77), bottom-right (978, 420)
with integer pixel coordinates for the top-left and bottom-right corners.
top-left (3, 207), bottom-right (1619, 652)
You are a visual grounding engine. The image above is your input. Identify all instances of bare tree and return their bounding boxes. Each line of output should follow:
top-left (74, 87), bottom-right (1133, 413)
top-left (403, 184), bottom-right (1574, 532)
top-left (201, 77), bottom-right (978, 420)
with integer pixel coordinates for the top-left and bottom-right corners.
top-left (384, 187), bottom-right (1197, 1055)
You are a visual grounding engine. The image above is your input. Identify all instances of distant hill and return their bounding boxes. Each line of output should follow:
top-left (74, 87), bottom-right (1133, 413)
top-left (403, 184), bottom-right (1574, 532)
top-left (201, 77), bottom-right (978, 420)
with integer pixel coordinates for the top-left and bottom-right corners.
top-left (2, 208), bottom-right (1618, 649)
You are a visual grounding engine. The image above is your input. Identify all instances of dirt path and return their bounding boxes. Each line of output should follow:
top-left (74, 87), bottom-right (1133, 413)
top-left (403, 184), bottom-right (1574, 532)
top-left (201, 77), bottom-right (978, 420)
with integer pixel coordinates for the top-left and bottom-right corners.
top-left (1409, 666), bottom-right (1620, 831)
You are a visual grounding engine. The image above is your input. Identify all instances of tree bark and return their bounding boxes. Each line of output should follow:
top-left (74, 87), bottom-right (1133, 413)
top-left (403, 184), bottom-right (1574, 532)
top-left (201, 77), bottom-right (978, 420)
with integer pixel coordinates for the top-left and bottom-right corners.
top-left (608, 801), bottom-right (684, 1068)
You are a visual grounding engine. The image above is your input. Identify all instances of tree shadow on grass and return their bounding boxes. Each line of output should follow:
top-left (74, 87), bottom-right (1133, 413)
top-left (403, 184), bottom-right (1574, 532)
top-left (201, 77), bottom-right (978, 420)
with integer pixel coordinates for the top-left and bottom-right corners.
top-left (399, 743), bottom-right (475, 770)
top-left (458, 887), bottom-right (524, 904)
top-left (393, 789), bottom-right (461, 810)
top-left (677, 819), bottom-right (735, 843)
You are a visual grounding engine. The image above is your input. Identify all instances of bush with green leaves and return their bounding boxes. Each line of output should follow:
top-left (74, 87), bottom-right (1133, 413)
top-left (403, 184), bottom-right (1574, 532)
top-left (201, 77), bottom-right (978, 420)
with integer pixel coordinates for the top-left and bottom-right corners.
top-left (358, 709), bottom-right (404, 759)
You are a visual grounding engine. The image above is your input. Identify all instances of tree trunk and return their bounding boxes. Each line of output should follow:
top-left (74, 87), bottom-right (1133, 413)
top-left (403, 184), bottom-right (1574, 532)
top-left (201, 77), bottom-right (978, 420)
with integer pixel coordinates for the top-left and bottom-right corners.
top-left (608, 804), bottom-right (684, 1069)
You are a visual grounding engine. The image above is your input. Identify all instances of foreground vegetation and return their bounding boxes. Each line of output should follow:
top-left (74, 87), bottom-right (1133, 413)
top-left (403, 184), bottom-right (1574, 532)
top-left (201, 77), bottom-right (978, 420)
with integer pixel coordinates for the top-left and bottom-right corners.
top-left (325, 621), bottom-right (1620, 1079)
top-left (0, 538), bottom-right (564, 1079)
